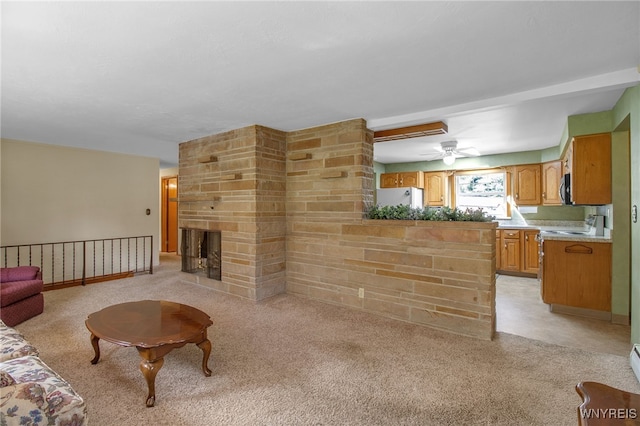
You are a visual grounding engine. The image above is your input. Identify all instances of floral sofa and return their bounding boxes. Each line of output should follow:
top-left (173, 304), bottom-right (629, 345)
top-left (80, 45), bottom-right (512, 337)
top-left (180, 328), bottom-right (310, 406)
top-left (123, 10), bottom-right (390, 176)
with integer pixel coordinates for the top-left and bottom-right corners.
top-left (0, 320), bottom-right (87, 425)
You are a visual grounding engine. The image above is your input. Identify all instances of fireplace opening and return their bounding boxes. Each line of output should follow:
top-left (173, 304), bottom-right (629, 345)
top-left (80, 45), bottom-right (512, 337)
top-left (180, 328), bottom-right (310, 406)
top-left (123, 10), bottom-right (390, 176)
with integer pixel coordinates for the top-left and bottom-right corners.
top-left (181, 229), bottom-right (221, 280)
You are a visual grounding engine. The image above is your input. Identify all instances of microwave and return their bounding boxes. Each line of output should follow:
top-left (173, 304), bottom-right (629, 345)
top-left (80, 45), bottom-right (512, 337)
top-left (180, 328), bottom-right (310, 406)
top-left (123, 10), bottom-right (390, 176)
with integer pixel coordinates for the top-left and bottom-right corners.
top-left (559, 173), bottom-right (572, 205)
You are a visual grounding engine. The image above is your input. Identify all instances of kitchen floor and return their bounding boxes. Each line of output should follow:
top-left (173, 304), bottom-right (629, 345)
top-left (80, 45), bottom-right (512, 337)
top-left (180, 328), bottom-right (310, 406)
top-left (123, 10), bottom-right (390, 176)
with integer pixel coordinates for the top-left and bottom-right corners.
top-left (496, 274), bottom-right (632, 357)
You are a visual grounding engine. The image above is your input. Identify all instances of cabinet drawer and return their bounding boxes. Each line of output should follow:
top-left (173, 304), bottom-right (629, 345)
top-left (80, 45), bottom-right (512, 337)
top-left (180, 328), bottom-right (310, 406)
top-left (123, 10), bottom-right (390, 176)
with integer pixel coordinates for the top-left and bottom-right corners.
top-left (502, 230), bottom-right (520, 239)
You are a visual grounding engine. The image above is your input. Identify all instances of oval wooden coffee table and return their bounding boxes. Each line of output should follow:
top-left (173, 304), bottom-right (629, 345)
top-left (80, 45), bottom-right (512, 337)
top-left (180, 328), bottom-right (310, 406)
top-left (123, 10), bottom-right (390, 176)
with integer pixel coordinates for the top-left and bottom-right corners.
top-left (85, 300), bottom-right (213, 407)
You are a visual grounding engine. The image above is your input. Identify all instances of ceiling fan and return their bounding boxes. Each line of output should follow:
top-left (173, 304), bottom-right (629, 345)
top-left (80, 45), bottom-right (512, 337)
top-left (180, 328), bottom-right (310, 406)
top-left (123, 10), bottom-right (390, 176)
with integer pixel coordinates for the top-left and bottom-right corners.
top-left (422, 141), bottom-right (480, 165)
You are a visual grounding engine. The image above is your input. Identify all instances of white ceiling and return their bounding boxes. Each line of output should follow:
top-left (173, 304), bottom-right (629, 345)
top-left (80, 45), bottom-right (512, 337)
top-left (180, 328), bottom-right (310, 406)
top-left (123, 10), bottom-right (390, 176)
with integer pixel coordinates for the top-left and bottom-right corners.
top-left (2, 2), bottom-right (639, 168)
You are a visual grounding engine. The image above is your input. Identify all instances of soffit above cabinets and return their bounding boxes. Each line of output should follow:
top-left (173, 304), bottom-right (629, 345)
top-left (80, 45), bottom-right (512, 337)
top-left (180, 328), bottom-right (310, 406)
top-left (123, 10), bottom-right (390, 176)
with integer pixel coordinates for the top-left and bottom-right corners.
top-left (373, 122), bottom-right (448, 143)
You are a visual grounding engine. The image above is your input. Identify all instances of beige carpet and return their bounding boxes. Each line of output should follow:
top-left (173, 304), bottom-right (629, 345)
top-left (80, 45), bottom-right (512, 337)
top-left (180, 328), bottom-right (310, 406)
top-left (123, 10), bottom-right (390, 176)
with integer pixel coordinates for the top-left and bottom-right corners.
top-left (13, 255), bottom-right (640, 425)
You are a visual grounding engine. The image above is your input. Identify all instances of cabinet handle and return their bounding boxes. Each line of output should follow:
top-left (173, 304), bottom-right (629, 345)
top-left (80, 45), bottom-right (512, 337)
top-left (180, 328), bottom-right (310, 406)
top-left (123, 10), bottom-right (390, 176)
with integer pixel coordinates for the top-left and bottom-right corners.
top-left (440, 196), bottom-right (443, 201)
top-left (515, 193), bottom-right (519, 199)
top-left (525, 235), bottom-right (529, 241)
top-left (542, 192), bottom-right (546, 200)
top-left (399, 178), bottom-right (403, 185)
top-left (564, 244), bottom-right (593, 254)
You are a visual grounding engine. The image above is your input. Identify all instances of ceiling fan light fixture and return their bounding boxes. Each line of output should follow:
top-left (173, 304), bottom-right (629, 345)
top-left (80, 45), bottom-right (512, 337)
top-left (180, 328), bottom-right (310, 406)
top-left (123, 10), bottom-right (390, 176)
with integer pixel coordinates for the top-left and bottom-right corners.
top-left (442, 152), bottom-right (456, 166)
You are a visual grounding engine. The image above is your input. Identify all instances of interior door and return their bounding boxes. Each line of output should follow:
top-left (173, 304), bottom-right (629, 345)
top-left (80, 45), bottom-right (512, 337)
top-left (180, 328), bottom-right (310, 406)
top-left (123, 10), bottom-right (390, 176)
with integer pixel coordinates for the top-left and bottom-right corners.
top-left (161, 177), bottom-right (178, 252)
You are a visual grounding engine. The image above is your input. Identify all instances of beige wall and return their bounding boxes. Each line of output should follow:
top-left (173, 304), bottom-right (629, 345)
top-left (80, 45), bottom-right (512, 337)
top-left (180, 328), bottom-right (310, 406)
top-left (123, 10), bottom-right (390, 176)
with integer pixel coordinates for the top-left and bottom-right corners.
top-left (1, 139), bottom-right (160, 265)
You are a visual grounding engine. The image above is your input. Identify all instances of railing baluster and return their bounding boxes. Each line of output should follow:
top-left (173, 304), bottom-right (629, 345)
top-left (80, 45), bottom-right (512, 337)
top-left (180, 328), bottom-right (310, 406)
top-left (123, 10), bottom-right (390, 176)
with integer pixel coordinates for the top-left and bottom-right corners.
top-left (82, 241), bottom-right (86, 286)
top-left (62, 244), bottom-right (66, 283)
top-left (1, 235), bottom-right (152, 288)
top-left (51, 244), bottom-right (55, 284)
top-left (149, 236), bottom-right (153, 274)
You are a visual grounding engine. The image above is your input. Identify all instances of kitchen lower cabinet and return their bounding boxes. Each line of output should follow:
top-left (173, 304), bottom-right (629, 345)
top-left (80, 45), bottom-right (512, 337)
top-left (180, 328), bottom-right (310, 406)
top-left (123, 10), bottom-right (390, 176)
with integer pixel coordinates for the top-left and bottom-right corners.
top-left (495, 230), bottom-right (501, 272)
top-left (541, 240), bottom-right (611, 312)
top-left (497, 228), bottom-right (540, 277)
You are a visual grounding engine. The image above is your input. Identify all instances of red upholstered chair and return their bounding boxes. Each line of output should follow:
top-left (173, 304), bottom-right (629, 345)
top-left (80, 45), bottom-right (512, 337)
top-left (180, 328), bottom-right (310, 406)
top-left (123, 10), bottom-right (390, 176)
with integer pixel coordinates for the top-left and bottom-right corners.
top-left (0, 266), bottom-right (44, 327)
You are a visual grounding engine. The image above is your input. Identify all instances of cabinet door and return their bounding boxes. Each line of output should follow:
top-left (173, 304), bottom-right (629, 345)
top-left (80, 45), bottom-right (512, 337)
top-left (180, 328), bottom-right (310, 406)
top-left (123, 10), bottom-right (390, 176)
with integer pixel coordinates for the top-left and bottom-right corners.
top-left (541, 240), bottom-right (567, 305)
top-left (500, 230), bottom-right (521, 271)
top-left (542, 240), bottom-right (611, 311)
top-left (521, 230), bottom-right (540, 274)
top-left (424, 172), bottom-right (445, 206)
top-left (571, 133), bottom-right (612, 205)
top-left (514, 164), bottom-right (541, 205)
top-left (399, 171), bottom-right (423, 188)
top-left (565, 242), bottom-right (611, 311)
top-left (542, 161), bottom-right (562, 206)
top-left (495, 230), bottom-right (501, 271)
top-left (380, 173), bottom-right (399, 188)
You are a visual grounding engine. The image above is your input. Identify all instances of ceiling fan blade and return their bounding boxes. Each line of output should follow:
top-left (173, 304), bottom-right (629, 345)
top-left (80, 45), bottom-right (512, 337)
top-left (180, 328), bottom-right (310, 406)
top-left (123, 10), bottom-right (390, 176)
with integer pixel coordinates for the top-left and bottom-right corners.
top-left (457, 147), bottom-right (481, 157)
top-left (419, 152), bottom-right (443, 160)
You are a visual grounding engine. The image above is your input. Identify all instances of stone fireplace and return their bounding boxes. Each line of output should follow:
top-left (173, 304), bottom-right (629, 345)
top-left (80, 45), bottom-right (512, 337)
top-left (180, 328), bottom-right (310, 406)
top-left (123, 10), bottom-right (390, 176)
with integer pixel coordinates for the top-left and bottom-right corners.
top-left (178, 125), bottom-right (288, 301)
top-left (180, 228), bottom-right (221, 281)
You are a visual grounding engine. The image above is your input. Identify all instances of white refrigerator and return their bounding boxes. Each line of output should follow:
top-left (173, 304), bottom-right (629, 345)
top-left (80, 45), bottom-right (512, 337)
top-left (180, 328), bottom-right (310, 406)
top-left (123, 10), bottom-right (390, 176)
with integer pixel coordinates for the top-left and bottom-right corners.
top-left (376, 187), bottom-right (424, 208)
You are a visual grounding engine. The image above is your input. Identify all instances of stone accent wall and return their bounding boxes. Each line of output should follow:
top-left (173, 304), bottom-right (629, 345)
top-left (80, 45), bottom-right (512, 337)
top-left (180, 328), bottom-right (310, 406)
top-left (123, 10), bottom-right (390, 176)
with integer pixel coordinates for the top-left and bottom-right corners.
top-left (287, 219), bottom-right (496, 339)
top-left (179, 125), bottom-right (287, 300)
top-left (178, 119), bottom-right (496, 339)
top-left (285, 120), bottom-right (496, 340)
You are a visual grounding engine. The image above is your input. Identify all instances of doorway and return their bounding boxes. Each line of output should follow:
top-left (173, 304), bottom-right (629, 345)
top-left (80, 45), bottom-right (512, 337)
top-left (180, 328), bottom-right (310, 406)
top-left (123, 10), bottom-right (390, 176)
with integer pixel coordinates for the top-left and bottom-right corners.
top-left (161, 176), bottom-right (178, 253)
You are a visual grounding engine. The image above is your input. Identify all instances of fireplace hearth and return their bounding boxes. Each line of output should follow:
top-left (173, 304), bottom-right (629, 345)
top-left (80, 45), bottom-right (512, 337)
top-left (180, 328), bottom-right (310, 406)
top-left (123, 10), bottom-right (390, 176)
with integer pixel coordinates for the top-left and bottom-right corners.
top-left (181, 229), bottom-right (221, 280)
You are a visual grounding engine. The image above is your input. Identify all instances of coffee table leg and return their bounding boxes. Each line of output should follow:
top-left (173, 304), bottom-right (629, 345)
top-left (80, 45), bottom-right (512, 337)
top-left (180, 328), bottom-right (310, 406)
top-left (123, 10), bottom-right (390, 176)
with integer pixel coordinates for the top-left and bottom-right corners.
top-left (138, 355), bottom-right (164, 407)
top-left (197, 339), bottom-right (212, 376)
top-left (89, 333), bottom-right (100, 364)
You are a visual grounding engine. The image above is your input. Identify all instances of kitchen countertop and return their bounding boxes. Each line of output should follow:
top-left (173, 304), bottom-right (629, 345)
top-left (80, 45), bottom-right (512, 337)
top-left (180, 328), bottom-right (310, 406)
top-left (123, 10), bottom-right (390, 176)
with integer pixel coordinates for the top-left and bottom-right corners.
top-left (495, 220), bottom-right (612, 243)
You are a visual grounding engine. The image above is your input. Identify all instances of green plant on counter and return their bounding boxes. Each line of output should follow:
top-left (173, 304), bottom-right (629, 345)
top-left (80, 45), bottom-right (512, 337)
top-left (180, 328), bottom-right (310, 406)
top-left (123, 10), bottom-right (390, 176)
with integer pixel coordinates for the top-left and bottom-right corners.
top-left (365, 205), bottom-right (495, 222)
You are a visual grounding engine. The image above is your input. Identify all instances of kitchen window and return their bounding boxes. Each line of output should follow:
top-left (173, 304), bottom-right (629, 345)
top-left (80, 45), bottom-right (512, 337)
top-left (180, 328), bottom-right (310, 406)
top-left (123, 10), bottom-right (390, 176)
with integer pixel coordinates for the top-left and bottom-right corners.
top-left (453, 169), bottom-right (509, 219)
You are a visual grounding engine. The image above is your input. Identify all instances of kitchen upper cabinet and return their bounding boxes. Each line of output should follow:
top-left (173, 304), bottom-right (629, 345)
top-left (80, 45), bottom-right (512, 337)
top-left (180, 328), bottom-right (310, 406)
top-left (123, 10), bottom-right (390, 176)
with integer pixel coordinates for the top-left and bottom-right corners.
top-left (541, 161), bottom-right (562, 206)
top-left (522, 230), bottom-right (540, 274)
top-left (513, 164), bottom-right (541, 205)
top-left (380, 173), bottom-right (400, 188)
top-left (541, 239), bottom-right (611, 312)
top-left (500, 229), bottom-right (521, 272)
top-left (424, 172), bottom-right (446, 206)
top-left (380, 171), bottom-right (424, 188)
top-left (567, 133), bottom-right (612, 205)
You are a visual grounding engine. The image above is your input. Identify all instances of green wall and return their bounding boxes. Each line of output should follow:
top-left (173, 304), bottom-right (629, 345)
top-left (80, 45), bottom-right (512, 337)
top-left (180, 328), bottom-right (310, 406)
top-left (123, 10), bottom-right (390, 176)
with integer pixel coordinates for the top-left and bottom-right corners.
top-left (383, 150), bottom-right (546, 173)
top-left (612, 84), bottom-right (639, 343)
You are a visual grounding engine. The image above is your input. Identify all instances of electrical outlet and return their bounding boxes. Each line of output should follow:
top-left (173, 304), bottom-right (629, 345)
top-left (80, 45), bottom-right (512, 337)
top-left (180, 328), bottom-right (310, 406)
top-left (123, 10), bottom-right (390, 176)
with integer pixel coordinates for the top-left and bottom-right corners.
top-left (358, 288), bottom-right (364, 298)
